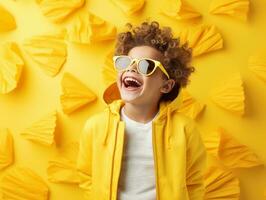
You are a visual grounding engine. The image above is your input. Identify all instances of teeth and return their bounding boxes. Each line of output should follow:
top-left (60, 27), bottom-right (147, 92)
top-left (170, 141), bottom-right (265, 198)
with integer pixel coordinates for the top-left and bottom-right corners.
top-left (124, 77), bottom-right (141, 86)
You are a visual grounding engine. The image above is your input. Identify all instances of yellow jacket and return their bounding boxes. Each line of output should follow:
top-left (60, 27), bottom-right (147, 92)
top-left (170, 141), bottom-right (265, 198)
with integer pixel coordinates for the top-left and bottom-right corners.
top-left (77, 84), bottom-right (207, 200)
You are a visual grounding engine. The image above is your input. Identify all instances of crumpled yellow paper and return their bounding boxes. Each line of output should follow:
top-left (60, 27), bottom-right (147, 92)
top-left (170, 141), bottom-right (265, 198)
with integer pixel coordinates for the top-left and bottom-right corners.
top-left (102, 51), bottom-right (116, 87)
top-left (20, 111), bottom-right (57, 146)
top-left (177, 90), bottom-right (205, 119)
top-left (210, 73), bottom-right (245, 116)
top-left (0, 4), bottom-right (16, 32)
top-left (110, 0), bottom-right (145, 15)
top-left (60, 72), bottom-right (97, 114)
top-left (23, 32), bottom-right (67, 77)
top-left (204, 127), bottom-right (264, 169)
top-left (248, 55), bottom-right (266, 83)
top-left (47, 142), bottom-right (80, 184)
top-left (36, 0), bottom-right (85, 23)
top-left (0, 167), bottom-right (49, 200)
top-left (0, 42), bottom-right (24, 94)
top-left (178, 25), bottom-right (223, 57)
top-left (161, 0), bottom-right (201, 21)
top-left (0, 129), bottom-right (14, 170)
top-left (209, 0), bottom-right (250, 21)
top-left (66, 13), bottom-right (117, 44)
top-left (204, 165), bottom-right (240, 199)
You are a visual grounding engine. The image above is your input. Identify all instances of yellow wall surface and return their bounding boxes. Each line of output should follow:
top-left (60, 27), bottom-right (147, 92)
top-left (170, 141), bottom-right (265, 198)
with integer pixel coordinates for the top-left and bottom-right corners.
top-left (0, 0), bottom-right (266, 199)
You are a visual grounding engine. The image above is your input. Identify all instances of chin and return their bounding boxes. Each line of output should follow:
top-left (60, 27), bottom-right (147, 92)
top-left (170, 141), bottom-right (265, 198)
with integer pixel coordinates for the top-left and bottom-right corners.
top-left (120, 90), bottom-right (142, 103)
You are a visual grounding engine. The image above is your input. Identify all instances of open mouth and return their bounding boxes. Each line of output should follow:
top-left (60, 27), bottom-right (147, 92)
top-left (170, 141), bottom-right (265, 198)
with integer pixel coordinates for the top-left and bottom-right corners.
top-left (122, 76), bottom-right (142, 89)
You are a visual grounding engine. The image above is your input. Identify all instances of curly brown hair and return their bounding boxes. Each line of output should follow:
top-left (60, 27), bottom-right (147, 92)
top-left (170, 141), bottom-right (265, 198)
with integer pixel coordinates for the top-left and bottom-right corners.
top-left (114, 21), bottom-right (195, 101)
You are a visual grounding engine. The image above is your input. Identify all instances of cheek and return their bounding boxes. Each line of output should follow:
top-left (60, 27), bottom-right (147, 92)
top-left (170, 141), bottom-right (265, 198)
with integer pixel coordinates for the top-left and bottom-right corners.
top-left (117, 72), bottom-right (123, 82)
top-left (144, 76), bottom-right (164, 91)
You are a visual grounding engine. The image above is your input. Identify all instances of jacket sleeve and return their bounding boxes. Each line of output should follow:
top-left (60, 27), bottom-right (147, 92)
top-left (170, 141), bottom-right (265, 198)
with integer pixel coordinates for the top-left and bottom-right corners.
top-left (185, 119), bottom-right (207, 200)
top-left (76, 119), bottom-right (93, 200)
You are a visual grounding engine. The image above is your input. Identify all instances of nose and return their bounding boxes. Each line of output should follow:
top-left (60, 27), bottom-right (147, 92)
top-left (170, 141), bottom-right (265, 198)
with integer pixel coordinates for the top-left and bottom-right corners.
top-left (126, 60), bottom-right (138, 73)
top-left (126, 68), bottom-right (137, 73)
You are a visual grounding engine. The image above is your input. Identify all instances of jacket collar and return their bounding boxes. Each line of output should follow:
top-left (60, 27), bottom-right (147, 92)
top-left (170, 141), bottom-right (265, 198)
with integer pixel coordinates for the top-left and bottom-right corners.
top-left (102, 82), bottom-right (184, 148)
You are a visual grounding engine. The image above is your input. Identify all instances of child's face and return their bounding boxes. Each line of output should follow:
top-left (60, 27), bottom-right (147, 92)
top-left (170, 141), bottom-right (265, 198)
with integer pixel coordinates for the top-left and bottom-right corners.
top-left (116, 45), bottom-right (173, 106)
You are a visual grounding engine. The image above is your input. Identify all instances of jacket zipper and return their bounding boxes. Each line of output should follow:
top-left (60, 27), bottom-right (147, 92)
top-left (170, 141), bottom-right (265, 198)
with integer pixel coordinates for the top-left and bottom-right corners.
top-left (152, 122), bottom-right (160, 200)
top-left (111, 121), bottom-right (125, 200)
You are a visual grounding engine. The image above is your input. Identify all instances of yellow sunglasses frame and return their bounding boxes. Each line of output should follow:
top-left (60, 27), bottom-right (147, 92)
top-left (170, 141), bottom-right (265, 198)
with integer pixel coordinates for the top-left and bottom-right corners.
top-left (113, 55), bottom-right (170, 79)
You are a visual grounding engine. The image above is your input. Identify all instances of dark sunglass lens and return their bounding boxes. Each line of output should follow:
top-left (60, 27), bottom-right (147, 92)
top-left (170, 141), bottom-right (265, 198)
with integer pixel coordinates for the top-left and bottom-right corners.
top-left (138, 59), bottom-right (155, 75)
top-left (115, 57), bottom-right (131, 70)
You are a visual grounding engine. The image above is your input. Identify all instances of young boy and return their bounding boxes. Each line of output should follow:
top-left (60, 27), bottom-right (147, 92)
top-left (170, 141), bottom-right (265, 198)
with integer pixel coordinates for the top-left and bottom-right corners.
top-left (77, 21), bottom-right (207, 200)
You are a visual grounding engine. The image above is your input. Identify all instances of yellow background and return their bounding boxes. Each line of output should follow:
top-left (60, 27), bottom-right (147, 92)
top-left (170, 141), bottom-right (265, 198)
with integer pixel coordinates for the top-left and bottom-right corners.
top-left (0, 0), bottom-right (266, 199)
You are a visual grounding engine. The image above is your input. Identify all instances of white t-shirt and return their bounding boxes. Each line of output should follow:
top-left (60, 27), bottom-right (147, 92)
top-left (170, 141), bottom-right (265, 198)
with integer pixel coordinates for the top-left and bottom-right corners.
top-left (117, 107), bottom-right (157, 200)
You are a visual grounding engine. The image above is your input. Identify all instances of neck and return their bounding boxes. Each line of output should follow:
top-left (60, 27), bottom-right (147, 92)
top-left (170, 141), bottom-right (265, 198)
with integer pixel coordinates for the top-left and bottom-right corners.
top-left (123, 102), bottom-right (159, 123)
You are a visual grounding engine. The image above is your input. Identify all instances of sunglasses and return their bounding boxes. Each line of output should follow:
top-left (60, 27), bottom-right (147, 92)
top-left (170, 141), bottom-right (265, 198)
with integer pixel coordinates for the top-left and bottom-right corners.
top-left (113, 55), bottom-right (170, 79)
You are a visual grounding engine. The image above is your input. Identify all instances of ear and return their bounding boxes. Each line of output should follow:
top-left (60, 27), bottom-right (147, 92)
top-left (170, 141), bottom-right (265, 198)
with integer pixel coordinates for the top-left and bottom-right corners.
top-left (160, 79), bottom-right (176, 94)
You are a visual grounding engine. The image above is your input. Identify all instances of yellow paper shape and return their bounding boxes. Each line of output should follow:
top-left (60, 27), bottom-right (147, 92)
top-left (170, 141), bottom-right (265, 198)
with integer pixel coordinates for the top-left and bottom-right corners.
top-left (210, 73), bottom-right (245, 116)
top-left (110, 0), bottom-right (145, 15)
top-left (161, 0), bottom-right (201, 20)
top-left (203, 131), bottom-right (220, 156)
top-left (248, 55), bottom-right (266, 83)
top-left (23, 33), bottom-right (67, 77)
top-left (21, 111), bottom-right (57, 146)
top-left (204, 165), bottom-right (240, 199)
top-left (66, 13), bottom-right (117, 44)
top-left (47, 142), bottom-right (80, 183)
top-left (0, 129), bottom-right (14, 170)
top-left (36, 0), bottom-right (85, 23)
top-left (60, 72), bottom-right (97, 114)
top-left (47, 158), bottom-right (80, 184)
top-left (0, 42), bottom-right (24, 94)
top-left (0, 167), bottom-right (49, 200)
top-left (177, 90), bottom-right (205, 119)
top-left (0, 4), bottom-right (16, 32)
top-left (209, 0), bottom-right (250, 21)
top-left (218, 127), bottom-right (263, 169)
top-left (178, 25), bottom-right (223, 57)
top-left (102, 51), bottom-right (116, 87)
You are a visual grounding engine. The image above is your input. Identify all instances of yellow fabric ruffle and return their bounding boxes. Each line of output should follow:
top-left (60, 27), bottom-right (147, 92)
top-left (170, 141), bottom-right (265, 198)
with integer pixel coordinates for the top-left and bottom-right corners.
top-left (248, 55), bottom-right (266, 83)
top-left (204, 165), bottom-right (240, 199)
top-left (110, 0), bottom-right (145, 15)
top-left (209, 0), bottom-right (250, 21)
top-left (0, 4), bottom-right (16, 32)
top-left (20, 111), bottom-right (57, 146)
top-left (0, 167), bottom-right (49, 200)
top-left (102, 51), bottom-right (116, 87)
top-left (219, 127), bottom-right (263, 169)
top-left (23, 33), bottom-right (67, 77)
top-left (161, 0), bottom-right (201, 20)
top-left (210, 73), bottom-right (245, 116)
top-left (36, 0), bottom-right (85, 23)
top-left (178, 25), bottom-right (223, 57)
top-left (0, 129), bottom-right (14, 170)
top-left (66, 13), bottom-right (117, 44)
top-left (177, 90), bottom-right (205, 119)
top-left (47, 142), bottom-right (80, 184)
top-left (0, 42), bottom-right (24, 94)
top-left (60, 72), bottom-right (97, 114)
